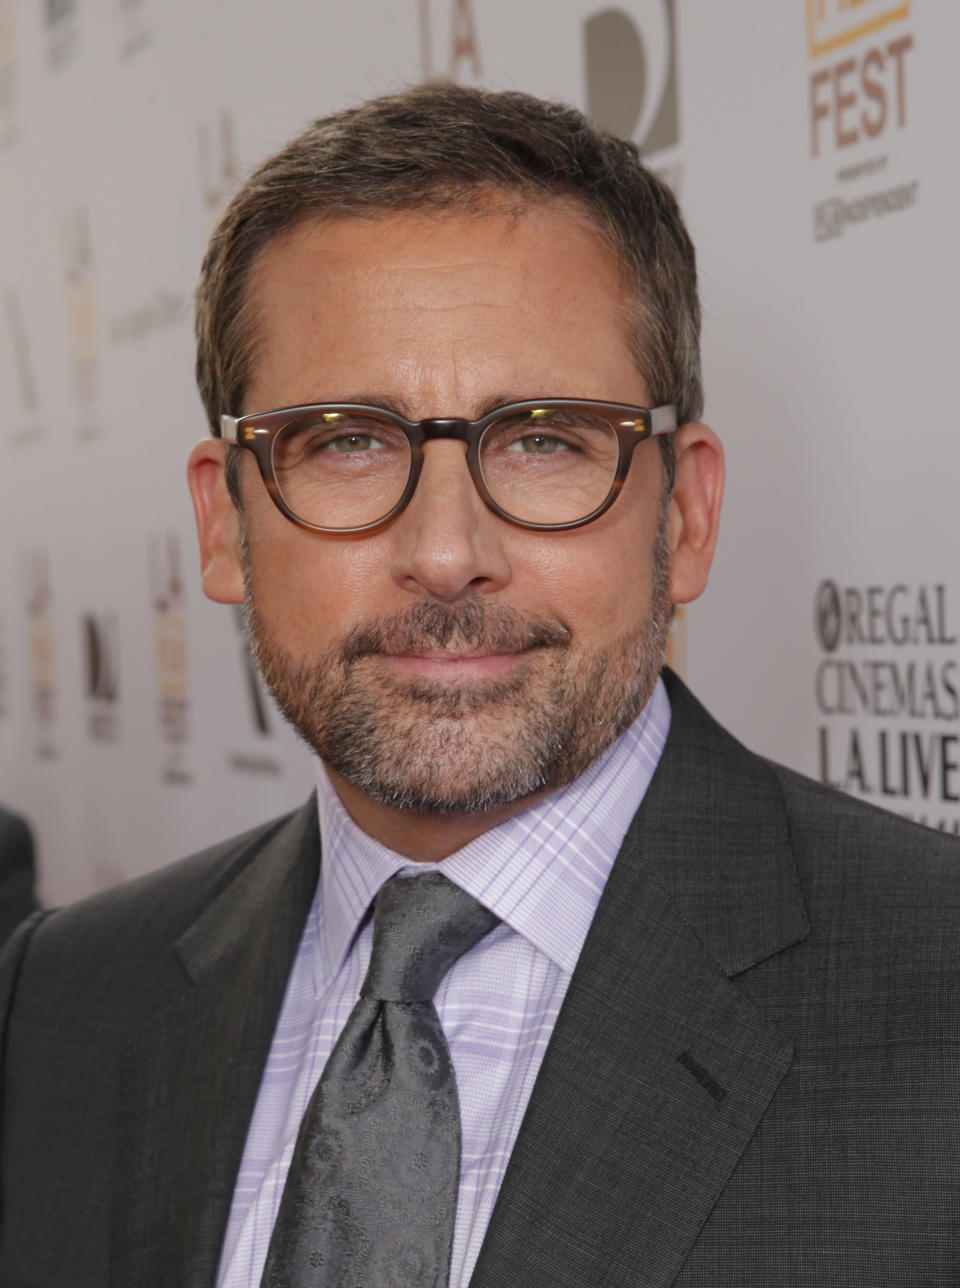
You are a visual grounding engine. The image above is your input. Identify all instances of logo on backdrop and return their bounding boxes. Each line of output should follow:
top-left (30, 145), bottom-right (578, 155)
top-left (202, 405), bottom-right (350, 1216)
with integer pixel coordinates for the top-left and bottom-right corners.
top-left (116, 0), bottom-right (151, 59)
top-left (44, 0), bottom-right (79, 70)
top-left (198, 108), bottom-right (239, 237)
top-left (814, 578), bottom-right (843, 653)
top-left (82, 611), bottom-right (121, 742)
top-left (418, 0), bottom-right (482, 83)
top-left (150, 533), bottom-right (192, 784)
top-left (806, 1), bottom-right (919, 242)
top-left (229, 605), bottom-right (282, 775)
top-left (60, 205), bottom-right (101, 441)
top-left (23, 548), bottom-right (57, 757)
top-left (0, 0), bottom-right (18, 146)
top-left (584, 1), bottom-right (682, 193)
top-left (4, 288), bottom-right (42, 445)
top-left (109, 288), bottom-right (185, 347)
top-left (814, 578), bottom-right (960, 834)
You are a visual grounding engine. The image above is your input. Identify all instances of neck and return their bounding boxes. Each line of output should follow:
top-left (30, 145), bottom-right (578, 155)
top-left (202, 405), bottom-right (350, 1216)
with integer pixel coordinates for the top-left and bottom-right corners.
top-left (325, 767), bottom-right (553, 862)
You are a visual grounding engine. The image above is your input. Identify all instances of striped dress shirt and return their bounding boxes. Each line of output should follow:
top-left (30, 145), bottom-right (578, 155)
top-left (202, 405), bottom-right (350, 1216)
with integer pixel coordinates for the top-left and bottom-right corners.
top-left (217, 676), bottom-right (670, 1287)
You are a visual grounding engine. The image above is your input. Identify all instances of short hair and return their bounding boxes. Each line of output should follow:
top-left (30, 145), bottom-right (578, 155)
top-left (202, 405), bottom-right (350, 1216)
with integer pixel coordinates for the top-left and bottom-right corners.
top-left (195, 83), bottom-right (699, 496)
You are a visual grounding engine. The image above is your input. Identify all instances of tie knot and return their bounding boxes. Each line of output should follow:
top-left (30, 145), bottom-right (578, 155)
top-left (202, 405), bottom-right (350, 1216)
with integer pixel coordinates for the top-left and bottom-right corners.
top-left (360, 872), bottom-right (498, 1003)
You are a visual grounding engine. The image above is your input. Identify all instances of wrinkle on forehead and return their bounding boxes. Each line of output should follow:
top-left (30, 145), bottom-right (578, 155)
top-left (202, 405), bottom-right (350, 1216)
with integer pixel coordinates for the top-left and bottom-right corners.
top-left (243, 202), bottom-right (644, 417)
top-left (251, 196), bottom-right (613, 297)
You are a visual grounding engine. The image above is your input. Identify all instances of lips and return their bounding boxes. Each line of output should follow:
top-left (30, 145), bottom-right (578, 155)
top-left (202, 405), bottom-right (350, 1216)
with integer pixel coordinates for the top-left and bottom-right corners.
top-left (376, 648), bottom-right (531, 681)
top-left (385, 648), bottom-right (521, 661)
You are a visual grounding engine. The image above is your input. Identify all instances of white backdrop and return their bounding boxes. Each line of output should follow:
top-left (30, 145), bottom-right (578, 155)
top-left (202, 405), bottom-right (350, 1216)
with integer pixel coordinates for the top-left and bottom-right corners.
top-left (0, 0), bottom-right (955, 904)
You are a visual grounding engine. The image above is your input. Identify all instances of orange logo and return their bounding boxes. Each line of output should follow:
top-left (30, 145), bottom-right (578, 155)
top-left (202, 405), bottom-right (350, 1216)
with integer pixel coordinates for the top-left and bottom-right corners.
top-left (198, 108), bottom-right (239, 235)
top-left (60, 206), bottom-right (99, 430)
top-left (806, 0), bottom-right (910, 60)
top-left (418, 0), bottom-right (482, 83)
top-left (23, 549), bottom-right (56, 753)
top-left (4, 289), bottom-right (41, 443)
top-left (0, 0), bottom-right (14, 109)
top-left (150, 533), bottom-right (189, 752)
top-left (807, 0), bottom-right (913, 157)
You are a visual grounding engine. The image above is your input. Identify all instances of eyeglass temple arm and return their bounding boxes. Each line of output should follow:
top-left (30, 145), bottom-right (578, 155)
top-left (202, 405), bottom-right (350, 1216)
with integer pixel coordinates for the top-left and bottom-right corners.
top-left (649, 405), bottom-right (678, 436)
top-left (219, 414), bottom-right (239, 442)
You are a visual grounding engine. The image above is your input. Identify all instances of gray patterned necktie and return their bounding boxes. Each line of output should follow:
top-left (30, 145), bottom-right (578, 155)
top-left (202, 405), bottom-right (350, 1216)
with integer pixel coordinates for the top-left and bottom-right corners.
top-left (261, 872), bottom-right (499, 1288)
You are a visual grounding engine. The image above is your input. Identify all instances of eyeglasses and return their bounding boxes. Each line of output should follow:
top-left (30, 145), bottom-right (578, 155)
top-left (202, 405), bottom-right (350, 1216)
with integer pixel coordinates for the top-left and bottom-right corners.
top-left (219, 398), bottom-right (677, 533)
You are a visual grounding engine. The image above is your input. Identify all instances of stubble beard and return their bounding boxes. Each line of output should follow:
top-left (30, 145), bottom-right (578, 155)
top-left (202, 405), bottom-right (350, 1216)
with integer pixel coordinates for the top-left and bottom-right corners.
top-left (242, 505), bottom-right (672, 816)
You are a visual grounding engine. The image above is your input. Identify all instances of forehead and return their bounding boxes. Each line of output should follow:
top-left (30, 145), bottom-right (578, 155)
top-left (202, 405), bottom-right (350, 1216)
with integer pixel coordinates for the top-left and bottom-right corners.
top-left (243, 201), bottom-right (646, 414)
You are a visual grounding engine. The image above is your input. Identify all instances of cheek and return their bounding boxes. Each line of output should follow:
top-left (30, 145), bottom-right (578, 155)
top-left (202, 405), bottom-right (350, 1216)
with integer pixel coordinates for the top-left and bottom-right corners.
top-left (519, 467), bottom-right (662, 627)
top-left (511, 527), bottom-right (656, 641)
top-left (245, 520), bottom-right (402, 644)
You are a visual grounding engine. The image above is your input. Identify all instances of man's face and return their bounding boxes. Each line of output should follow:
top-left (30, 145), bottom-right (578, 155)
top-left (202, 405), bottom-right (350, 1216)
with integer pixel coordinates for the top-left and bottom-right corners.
top-left (192, 201), bottom-right (716, 821)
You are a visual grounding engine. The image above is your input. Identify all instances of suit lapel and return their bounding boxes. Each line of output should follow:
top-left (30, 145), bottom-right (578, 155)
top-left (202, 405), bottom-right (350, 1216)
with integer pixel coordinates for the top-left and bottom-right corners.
top-left (109, 799), bottom-right (321, 1288)
top-left (471, 672), bottom-right (810, 1288)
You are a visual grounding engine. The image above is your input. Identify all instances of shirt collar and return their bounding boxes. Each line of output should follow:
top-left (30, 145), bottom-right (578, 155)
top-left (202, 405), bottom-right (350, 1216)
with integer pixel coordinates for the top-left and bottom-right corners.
top-left (312, 675), bottom-right (671, 991)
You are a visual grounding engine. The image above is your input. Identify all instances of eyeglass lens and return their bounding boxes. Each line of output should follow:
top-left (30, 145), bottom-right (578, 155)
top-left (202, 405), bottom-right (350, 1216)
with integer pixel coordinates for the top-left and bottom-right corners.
top-left (271, 405), bottom-right (625, 529)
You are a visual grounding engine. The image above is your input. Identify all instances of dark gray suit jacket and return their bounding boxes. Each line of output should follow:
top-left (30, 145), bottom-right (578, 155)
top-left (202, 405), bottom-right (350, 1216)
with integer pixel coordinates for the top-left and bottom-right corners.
top-left (2, 670), bottom-right (960, 1285)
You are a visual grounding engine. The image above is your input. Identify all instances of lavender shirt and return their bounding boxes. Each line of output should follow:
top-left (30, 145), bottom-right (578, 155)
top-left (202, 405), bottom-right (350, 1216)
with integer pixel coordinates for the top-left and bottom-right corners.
top-left (217, 677), bottom-right (670, 1287)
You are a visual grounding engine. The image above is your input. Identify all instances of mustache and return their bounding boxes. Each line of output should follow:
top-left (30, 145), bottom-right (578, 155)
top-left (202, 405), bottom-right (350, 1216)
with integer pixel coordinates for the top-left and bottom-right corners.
top-left (341, 598), bottom-right (571, 661)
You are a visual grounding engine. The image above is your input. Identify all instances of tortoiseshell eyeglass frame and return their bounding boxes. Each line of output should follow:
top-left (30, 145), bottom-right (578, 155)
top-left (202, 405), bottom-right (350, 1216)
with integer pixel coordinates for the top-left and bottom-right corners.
top-left (218, 397), bottom-right (677, 534)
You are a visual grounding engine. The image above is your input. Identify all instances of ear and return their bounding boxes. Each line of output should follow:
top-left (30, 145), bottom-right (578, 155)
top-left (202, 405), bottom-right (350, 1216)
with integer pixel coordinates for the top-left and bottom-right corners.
top-left (665, 421), bottom-right (725, 606)
top-left (186, 439), bottom-right (246, 604)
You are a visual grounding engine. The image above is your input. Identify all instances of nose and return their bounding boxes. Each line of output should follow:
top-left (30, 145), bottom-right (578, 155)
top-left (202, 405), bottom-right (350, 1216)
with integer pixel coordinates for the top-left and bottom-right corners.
top-left (388, 440), bottom-right (512, 601)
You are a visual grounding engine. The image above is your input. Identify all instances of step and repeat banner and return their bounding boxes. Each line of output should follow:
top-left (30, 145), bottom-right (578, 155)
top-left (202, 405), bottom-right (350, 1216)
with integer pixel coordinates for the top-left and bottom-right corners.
top-left (0, 0), bottom-right (956, 904)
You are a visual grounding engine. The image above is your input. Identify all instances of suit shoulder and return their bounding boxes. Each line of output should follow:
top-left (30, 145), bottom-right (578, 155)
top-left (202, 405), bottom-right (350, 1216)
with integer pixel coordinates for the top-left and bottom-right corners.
top-left (2, 802), bottom-right (312, 985)
top-left (764, 757), bottom-right (960, 900)
top-left (767, 756), bottom-right (960, 858)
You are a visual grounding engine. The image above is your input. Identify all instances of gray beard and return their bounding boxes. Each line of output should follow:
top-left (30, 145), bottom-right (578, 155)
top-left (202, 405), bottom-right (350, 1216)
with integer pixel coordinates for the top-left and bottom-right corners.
top-left (242, 508), bottom-right (672, 816)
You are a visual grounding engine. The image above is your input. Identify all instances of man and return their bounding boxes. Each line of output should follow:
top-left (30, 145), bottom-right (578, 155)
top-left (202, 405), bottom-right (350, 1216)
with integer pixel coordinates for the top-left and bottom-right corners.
top-left (2, 84), bottom-right (960, 1287)
top-left (0, 807), bottom-right (37, 949)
